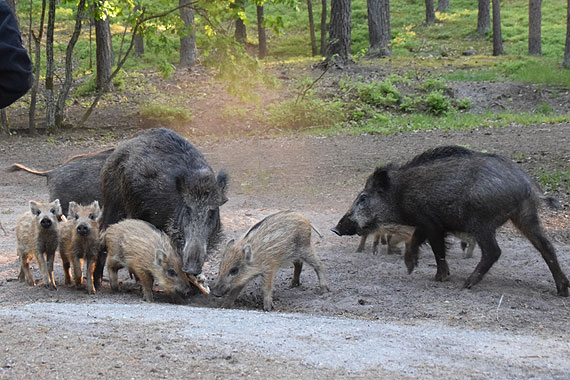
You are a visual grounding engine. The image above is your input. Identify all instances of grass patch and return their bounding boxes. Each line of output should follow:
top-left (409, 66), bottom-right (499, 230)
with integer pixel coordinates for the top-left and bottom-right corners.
top-left (537, 168), bottom-right (570, 193)
top-left (139, 103), bottom-right (192, 126)
top-left (266, 95), bottom-right (345, 130)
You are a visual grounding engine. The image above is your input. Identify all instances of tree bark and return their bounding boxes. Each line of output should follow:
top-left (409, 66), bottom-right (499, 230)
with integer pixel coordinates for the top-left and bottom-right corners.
top-left (308, 0), bottom-right (318, 56)
top-left (477, 0), bottom-right (490, 35)
top-left (55, 0), bottom-right (86, 128)
top-left (28, 0), bottom-right (46, 135)
top-left (327, 0), bottom-right (351, 65)
top-left (95, 1), bottom-right (114, 93)
top-left (257, 5), bottom-right (266, 59)
top-left (564, 0), bottom-right (570, 68)
top-left (436, 0), bottom-right (449, 12)
top-left (45, 0), bottom-right (56, 132)
top-left (366, 0), bottom-right (391, 58)
top-left (0, 110), bottom-right (8, 135)
top-left (425, 0), bottom-right (436, 24)
top-left (528, 0), bottom-right (542, 56)
top-left (492, 0), bottom-right (504, 55)
top-left (133, 4), bottom-right (144, 56)
top-left (320, 0), bottom-right (327, 55)
top-left (179, 0), bottom-right (197, 67)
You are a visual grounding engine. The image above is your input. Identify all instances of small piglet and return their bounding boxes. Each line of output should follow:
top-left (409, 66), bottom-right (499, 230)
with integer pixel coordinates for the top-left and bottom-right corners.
top-left (16, 199), bottom-right (62, 289)
top-left (102, 219), bottom-right (191, 303)
top-left (59, 201), bottom-right (101, 294)
top-left (211, 211), bottom-right (329, 311)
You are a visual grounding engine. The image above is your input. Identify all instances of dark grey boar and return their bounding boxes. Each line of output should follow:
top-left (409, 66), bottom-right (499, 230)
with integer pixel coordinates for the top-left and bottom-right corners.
top-left (8, 148), bottom-right (114, 216)
top-left (332, 145), bottom-right (569, 296)
top-left (96, 128), bottom-right (228, 287)
top-left (102, 219), bottom-right (191, 303)
top-left (15, 200), bottom-right (62, 289)
top-left (211, 211), bottom-right (329, 311)
top-left (59, 201), bottom-right (102, 294)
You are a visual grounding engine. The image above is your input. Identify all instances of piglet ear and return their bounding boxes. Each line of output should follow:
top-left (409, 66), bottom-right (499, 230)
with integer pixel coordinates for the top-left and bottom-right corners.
top-left (367, 167), bottom-right (390, 192)
top-left (29, 201), bottom-right (40, 215)
top-left (243, 244), bottom-right (253, 263)
top-left (68, 201), bottom-right (79, 219)
top-left (217, 169), bottom-right (229, 205)
top-left (154, 249), bottom-right (167, 266)
top-left (226, 239), bottom-right (235, 249)
top-left (52, 199), bottom-right (62, 216)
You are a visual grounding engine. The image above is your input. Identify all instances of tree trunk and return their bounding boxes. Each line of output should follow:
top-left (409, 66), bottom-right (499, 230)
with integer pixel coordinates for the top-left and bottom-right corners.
top-left (257, 5), bottom-right (266, 59)
top-left (366, 0), bottom-right (391, 58)
top-left (235, 18), bottom-right (247, 43)
top-left (1, 110), bottom-right (8, 135)
top-left (477, 0), bottom-right (490, 35)
top-left (45, 0), bottom-right (56, 133)
top-left (564, 0), bottom-right (570, 68)
top-left (28, 0), bottom-right (46, 135)
top-left (133, 4), bottom-right (144, 56)
top-left (437, 0), bottom-right (449, 12)
top-left (55, 0), bottom-right (86, 128)
top-left (95, 1), bottom-right (114, 93)
top-left (308, 0), bottom-right (318, 56)
top-left (492, 0), bottom-right (504, 55)
top-left (320, 0), bottom-right (327, 55)
top-left (528, 0), bottom-right (542, 56)
top-left (327, 0), bottom-right (351, 65)
top-left (425, 0), bottom-right (436, 24)
top-left (179, 0), bottom-right (197, 67)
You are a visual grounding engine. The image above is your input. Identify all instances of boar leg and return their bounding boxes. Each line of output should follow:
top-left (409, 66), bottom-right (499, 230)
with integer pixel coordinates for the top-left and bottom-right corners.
top-left (463, 232), bottom-right (501, 289)
top-left (302, 252), bottom-right (329, 294)
top-left (222, 285), bottom-right (246, 308)
top-left (356, 236), bottom-right (367, 253)
top-left (85, 258), bottom-right (97, 295)
top-left (60, 251), bottom-right (72, 285)
top-left (428, 234), bottom-right (449, 282)
top-left (291, 261), bottom-right (303, 287)
top-left (19, 254), bottom-right (35, 286)
top-left (107, 262), bottom-right (121, 292)
top-left (46, 251), bottom-right (57, 289)
top-left (405, 229), bottom-right (426, 274)
top-left (461, 236), bottom-right (476, 259)
top-left (138, 271), bottom-right (154, 302)
top-left (372, 234), bottom-right (381, 255)
top-left (511, 208), bottom-right (569, 296)
top-left (262, 269), bottom-right (278, 311)
top-left (72, 257), bottom-right (84, 287)
top-left (35, 251), bottom-right (54, 290)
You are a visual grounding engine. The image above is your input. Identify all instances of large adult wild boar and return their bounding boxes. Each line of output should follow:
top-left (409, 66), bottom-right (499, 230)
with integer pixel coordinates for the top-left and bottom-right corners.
top-left (332, 145), bottom-right (569, 296)
top-left (95, 128), bottom-right (228, 286)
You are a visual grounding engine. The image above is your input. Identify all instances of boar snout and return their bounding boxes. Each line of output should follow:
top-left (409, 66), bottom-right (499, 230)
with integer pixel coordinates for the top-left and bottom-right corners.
top-left (182, 240), bottom-right (206, 275)
top-left (332, 214), bottom-right (359, 236)
top-left (40, 218), bottom-right (52, 229)
top-left (76, 223), bottom-right (90, 236)
top-left (330, 227), bottom-right (341, 236)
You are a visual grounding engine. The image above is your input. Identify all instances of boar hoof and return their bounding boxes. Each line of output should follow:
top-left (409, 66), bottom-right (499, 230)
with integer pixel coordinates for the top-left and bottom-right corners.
top-left (557, 282), bottom-right (569, 297)
top-left (434, 271), bottom-right (450, 282)
top-left (317, 285), bottom-right (330, 294)
top-left (44, 282), bottom-right (57, 290)
top-left (290, 279), bottom-right (300, 288)
top-left (263, 300), bottom-right (274, 311)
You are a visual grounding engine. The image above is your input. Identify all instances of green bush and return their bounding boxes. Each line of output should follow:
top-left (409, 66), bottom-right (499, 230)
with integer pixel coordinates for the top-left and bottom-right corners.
top-left (356, 80), bottom-right (402, 107)
top-left (425, 91), bottom-right (451, 116)
top-left (139, 103), bottom-right (192, 126)
top-left (266, 96), bottom-right (345, 130)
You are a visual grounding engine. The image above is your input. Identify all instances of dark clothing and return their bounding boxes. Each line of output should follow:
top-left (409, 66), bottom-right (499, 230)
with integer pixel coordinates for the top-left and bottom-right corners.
top-left (0, 1), bottom-right (33, 109)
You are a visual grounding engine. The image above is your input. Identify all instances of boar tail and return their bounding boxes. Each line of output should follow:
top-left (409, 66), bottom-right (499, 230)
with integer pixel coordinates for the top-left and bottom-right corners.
top-left (311, 224), bottom-right (323, 239)
top-left (542, 196), bottom-right (561, 210)
top-left (7, 163), bottom-right (51, 176)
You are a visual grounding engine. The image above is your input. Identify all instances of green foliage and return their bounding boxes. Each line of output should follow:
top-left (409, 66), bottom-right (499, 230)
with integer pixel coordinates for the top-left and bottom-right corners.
top-left (355, 80), bottom-right (403, 108)
top-left (266, 95), bottom-right (345, 130)
top-left (420, 78), bottom-right (447, 92)
top-left (139, 103), bottom-right (192, 125)
top-left (536, 102), bottom-right (554, 115)
top-left (537, 168), bottom-right (570, 193)
top-left (425, 91), bottom-right (451, 116)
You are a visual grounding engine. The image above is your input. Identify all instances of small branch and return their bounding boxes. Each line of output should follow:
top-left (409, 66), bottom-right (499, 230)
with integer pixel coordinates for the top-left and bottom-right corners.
top-left (495, 294), bottom-right (504, 322)
top-left (296, 63), bottom-right (331, 104)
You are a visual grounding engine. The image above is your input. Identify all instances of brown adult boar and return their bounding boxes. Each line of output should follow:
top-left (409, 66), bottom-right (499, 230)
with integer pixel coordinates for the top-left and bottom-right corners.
top-left (15, 200), bottom-right (62, 289)
top-left (102, 219), bottom-right (192, 303)
top-left (59, 201), bottom-right (101, 294)
top-left (211, 211), bottom-right (329, 311)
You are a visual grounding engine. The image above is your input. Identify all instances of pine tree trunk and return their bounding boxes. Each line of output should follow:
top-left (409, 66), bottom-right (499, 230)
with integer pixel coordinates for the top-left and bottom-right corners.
top-left (492, 0), bottom-right (504, 55)
top-left (425, 0), bottom-right (436, 24)
top-left (28, 0), bottom-right (45, 135)
top-left (477, 0), bottom-right (491, 35)
top-left (235, 18), bottom-right (247, 43)
top-left (564, 0), bottom-right (570, 68)
top-left (308, 0), bottom-right (318, 56)
top-left (0, 110), bottom-right (8, 135)
top-left (528, 0), bottom-right (542, 56)
top-left (437, 0), bottom-right (449, 12)
top-left (45, 0), bottom-right (56, 132)
top-left (95, 2), bottom-right (114, 93)
top-left (320, 0), bottom-right (327, 56)
top-left (133, 4), bottom-right (144, 56)
top-left (55, 0), bottom-right (86, 128)
top-left (179, 0), bottom-right (197, 67)
top-left (366, 0), bottom-right (391, 58)
top-left (257, 5), bottom-right (266, 59)
top-left (327, 0), bottom-right (351, 65)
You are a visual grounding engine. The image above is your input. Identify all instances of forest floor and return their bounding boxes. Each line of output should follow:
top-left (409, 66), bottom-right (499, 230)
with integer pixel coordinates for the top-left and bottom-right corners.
top-left (0, 64), bottom-right (569, 378)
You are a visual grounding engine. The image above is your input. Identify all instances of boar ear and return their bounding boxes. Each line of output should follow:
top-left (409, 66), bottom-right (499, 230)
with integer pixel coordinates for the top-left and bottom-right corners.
top-left (369, 168), bottom-right (390, 192)
top-left (154, 249), bottom-right (167, 266)
top-left (29, 201), bottom-right (40, 215)
top-left (52, 199), bottom-right (62, 215)
top-left (243, 244), bottom-right (253, 263)
top-left (91, 201), bottom-right (103, 219)
top-left (226, 239), bottom-right (235, 249)
top-left (217, 170), bottom-right (229, 205)
top-left (68, 201), bottom-right (78, 218)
